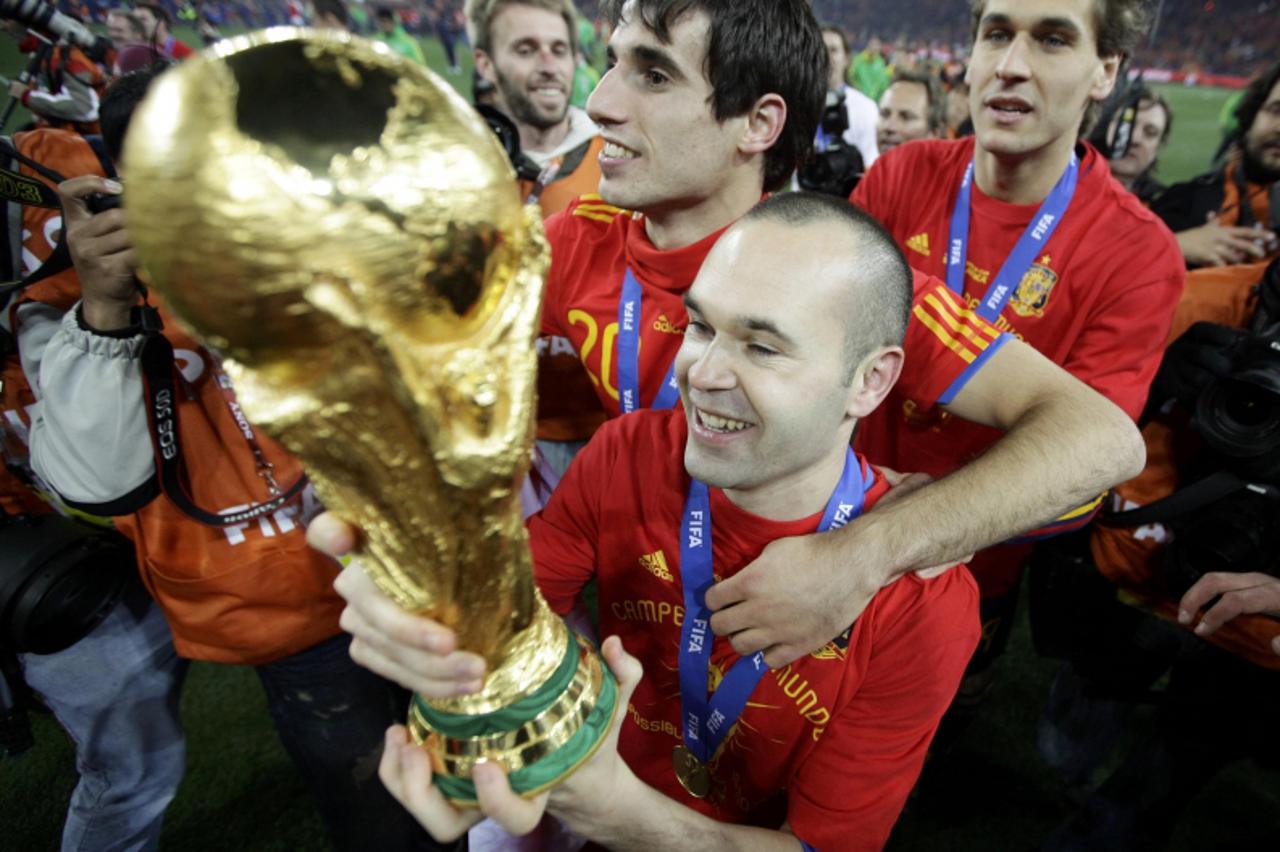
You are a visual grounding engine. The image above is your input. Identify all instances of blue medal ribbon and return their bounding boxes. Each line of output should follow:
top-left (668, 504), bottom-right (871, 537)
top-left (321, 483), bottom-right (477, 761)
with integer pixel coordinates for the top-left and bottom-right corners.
top-left (617, 268), bottom-right (680, 414)
top-left (945, 154), bottom-right (1079, 323)
top-left (676, 449), bottom-right (870, 765)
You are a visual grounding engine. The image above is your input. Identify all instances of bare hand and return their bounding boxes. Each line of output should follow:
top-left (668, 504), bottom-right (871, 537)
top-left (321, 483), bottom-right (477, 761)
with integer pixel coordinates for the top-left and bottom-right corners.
top-left (1178, 571), bottom-right (1280, 653)
top-left (546, 636), bottom-right (644, 830)
top-left (57, 175), bottom-right (138, 330)
top-left (1176, 213), bottom-right (1275, 268)
top-left (377, 636), bottom-right (644, 842)
top-left (706, 532), bottom-right (878, 668)
top-left (378, 726), bottom-right (540, 843)
top-left (307, 512), bottom-right (486, 697)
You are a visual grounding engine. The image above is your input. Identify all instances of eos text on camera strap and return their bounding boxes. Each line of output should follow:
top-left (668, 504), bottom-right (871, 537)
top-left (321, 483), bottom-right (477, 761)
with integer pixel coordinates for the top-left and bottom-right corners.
top-left (617, 268), bottom-right (679, 414)
top-left (137, 304), bottom-right (307, 527)
top-left (946, 154), bottom-right (1079, 322)
top-left (674, 448), bottom-right (870, 793)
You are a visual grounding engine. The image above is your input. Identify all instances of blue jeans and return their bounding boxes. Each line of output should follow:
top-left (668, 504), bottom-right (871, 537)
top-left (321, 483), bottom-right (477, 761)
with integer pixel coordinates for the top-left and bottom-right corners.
top-left (20, 588), bottom-right (188, 852)
top-left (255, 631), bottom-right (464, 852)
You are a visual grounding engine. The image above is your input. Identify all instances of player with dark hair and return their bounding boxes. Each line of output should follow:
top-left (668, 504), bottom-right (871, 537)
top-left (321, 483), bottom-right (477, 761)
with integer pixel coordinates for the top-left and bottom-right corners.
top-left (851, 0), bottom-right (1184, 702)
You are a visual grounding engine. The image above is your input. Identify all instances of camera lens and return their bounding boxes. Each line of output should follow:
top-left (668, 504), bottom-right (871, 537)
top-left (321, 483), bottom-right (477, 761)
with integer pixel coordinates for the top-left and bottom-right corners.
top-left (1198, 365), bottom-right (1280, 479)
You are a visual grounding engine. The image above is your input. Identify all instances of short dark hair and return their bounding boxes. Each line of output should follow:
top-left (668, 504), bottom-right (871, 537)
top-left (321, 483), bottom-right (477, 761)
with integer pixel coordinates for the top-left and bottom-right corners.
top-left (374, 6), bottom-right (396, 21)
top-left (887, 70), bottom-right (945, 135)
top-left (135, 2), bottom-right (172, 29)
top-left (742, 192), bottom-right (912, 380)
top-left (101, 65), bottom-right (169, 163)
top-left (968, 0), bottom-right (1150, 59)
top-left (602, 0), bottom-right (827, 193)
top-left (311, 0), bottom-right (350, 29)
top-left (1236, 61), bottom-right (1280, 137)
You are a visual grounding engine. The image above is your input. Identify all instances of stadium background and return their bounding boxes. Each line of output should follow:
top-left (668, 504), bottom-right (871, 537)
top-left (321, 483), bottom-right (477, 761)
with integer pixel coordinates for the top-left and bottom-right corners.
top-left (1, 4), bottom-right (1278, 850)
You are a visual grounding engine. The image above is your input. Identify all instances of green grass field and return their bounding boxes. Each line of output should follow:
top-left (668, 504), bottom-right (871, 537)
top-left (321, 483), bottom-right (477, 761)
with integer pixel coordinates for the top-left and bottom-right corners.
top-left (2, 26), bottom-right (1278, 852)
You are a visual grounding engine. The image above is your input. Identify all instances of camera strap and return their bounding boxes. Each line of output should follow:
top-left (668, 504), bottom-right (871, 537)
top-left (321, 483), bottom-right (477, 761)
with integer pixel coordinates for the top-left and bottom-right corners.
top-left (0, 134), bottom-right (118, 302)
top-left (524, 155), bottom-right (562, 207)
top-left (137, 304), bottom-right (308, 527)
top-left (1101, 470), bottom-right (1254, 527)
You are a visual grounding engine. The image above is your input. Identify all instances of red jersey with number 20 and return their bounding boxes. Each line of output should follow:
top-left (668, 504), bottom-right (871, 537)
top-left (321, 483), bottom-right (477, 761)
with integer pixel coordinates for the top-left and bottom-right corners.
top-left (530, 410), bottom-right (980, 851)
top-left (542, 195), bottom-right (1012, 423)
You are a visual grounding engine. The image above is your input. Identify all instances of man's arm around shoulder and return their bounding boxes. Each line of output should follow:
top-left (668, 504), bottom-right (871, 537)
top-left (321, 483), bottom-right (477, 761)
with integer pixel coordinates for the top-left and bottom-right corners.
top-left (708, 338), bottom-right (1143, 667)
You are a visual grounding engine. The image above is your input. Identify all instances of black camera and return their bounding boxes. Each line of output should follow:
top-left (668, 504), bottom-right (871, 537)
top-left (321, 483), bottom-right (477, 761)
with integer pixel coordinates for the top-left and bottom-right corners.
top-left (0, 0), bottom-right (111, 63)
top-left (797, 90), bottom-right (865, 199)
top-left (1195, 336), bottom-right (1280, 481)
top-left (0, 513), bottom-right (134, 654)
top-left (1188, 261), bottom-right (1280, 481)
top-left (1163, 485), bottom-right (1280, 599)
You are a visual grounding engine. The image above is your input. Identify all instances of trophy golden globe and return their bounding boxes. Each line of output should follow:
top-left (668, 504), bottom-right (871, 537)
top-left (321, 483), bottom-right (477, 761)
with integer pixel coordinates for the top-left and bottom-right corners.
top-left (122, 28), bottom-right (617, 803)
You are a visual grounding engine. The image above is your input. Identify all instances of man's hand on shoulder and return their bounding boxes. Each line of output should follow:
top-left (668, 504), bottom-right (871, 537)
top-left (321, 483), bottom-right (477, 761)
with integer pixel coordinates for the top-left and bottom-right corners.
top-left (704, 468), bottom-right (970, 668)
top-left (57, 175), bottom-right (138, 331)
top-left (705, 529), bottom-right (883, 668)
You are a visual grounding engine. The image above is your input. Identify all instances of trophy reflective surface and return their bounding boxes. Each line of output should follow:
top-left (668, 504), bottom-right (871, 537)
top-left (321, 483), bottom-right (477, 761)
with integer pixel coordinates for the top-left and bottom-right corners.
top-left (123, 28), bottom-right (617, 802)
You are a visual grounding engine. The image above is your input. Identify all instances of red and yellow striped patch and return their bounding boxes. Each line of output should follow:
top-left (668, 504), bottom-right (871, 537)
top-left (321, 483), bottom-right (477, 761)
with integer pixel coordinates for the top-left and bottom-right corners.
top-left (572, 194), bottom-right (628, 224)
top-left (912, 284), bottom-right (1002, 365)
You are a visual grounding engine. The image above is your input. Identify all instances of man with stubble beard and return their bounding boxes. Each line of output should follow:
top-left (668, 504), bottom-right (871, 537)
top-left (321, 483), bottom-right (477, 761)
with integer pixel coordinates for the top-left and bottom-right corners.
top-left (1152, 60), bottom-right (1280, 268)
top-left (467, 0), bottom-right (603, 208)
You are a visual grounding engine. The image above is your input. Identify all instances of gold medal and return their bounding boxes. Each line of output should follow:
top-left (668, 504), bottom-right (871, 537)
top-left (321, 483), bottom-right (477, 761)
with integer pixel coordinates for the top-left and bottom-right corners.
top-left (672, 744), bottom-right (712, 799)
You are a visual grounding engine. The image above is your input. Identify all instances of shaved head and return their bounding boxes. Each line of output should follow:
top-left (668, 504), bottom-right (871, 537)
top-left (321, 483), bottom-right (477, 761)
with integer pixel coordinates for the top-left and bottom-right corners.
top-left (738, 192), bottom-right (911, 382)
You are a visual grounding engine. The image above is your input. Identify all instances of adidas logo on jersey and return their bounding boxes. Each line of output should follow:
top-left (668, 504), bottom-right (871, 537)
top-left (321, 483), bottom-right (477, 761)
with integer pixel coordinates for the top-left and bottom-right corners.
top-left (639, 550), bottom-right (673, 581)
top-left (906, 233), bottom-right (931, 256)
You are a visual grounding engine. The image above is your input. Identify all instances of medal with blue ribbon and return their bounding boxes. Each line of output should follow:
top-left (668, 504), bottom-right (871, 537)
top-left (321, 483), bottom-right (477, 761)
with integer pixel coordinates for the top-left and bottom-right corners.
top-left (672, 448), bottom-right (870, 798)
top-left (945, 154), bottom-right (1079, 323)
top-left (617, 268), bottom-right (680, 414)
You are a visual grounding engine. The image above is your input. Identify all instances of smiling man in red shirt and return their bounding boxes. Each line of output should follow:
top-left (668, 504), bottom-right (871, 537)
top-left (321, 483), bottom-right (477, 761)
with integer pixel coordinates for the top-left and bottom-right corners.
top-left (316, 193), bottom-right (981, 851)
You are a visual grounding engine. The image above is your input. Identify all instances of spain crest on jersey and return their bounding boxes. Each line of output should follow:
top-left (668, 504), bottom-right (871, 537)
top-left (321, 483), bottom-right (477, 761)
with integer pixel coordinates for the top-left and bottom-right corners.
top-left (810, 627), bottom-right (852, 661)
top-left (1010, 255), bottom-right (1059, 318)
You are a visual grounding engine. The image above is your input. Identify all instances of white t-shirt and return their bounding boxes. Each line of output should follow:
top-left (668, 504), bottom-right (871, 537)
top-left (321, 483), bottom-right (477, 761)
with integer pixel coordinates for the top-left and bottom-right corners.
top-left (840, 84), bottom-right (880, 169)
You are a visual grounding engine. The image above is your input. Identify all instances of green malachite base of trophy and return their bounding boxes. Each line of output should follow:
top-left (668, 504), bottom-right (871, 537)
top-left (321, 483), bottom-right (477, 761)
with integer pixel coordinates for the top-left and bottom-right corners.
top-left (409, 624), bottom-right (619, 804)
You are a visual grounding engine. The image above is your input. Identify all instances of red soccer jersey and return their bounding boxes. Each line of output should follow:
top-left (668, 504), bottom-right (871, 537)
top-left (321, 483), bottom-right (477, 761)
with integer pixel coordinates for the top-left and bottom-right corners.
top-left (530, 410), bottom-right (980, 851)
top-left (851, 138), bottom-right (1184, 481)
top-left (542, 195), bottom-right (1010, 423)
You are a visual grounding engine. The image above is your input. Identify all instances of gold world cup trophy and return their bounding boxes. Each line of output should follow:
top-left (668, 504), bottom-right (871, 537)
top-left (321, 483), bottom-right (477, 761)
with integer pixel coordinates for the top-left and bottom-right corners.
top-left (122, 29), bottom-right (618, 803)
